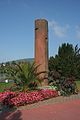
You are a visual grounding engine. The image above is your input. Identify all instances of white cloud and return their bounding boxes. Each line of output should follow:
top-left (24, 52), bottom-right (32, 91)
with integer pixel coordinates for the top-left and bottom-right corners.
top-left (49, 20), bottom-right (69, 37)
top-left (76, 25), bottom-right (80, 40)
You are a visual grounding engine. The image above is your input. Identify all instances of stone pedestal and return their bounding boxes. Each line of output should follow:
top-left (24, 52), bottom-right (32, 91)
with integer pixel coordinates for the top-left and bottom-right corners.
top-left (35, 19), bottom-right (48, 86)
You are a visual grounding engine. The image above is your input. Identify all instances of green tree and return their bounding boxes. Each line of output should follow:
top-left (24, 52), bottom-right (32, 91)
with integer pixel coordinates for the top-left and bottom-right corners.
top-left (49, 43), bottom-right (80, 79)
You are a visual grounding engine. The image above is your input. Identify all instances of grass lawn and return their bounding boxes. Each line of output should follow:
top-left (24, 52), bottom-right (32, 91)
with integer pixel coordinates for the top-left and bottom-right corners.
top-left (0, 82), bottom-right (13, 92)
top-left (76, 80), bottom-right (80, 92)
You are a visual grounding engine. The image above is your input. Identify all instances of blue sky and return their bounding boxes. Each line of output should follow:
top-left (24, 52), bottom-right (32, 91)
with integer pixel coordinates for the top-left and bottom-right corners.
top-left (0, 0), bottom-right (80, 63)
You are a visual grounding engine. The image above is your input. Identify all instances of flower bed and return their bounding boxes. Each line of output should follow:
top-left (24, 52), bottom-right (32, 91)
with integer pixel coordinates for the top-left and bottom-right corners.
top-left (0, 89), bottom-right (58, 107)
top-left (0, 91), bottom-right (16, 103)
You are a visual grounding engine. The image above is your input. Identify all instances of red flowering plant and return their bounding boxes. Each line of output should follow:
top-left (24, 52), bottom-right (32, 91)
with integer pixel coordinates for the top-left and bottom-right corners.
top-left (0, 91), bottom-right (16, 108)
top-left (10, 91), bottom-right (44, 107)
top-left (40, 89), bottom-right (58, 99)
top-left (4, 89), bottom-right (58, 107)
top-left (0, 91), bottom-right (15, 103)
top-left (0, 89), bottom-right (58, 107)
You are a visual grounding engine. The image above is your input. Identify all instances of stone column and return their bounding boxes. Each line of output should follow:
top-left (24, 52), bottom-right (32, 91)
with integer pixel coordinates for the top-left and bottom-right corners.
top-left (35, 19), bottom-right (48, 86)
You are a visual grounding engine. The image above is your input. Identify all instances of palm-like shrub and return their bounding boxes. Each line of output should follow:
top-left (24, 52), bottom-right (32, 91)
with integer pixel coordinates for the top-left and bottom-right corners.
top-left (4, 62), bottom-right (46, 92)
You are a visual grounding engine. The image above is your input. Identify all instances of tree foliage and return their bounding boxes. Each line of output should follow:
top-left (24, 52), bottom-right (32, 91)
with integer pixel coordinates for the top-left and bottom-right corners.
top-left (49, 43), bottom-right (80, 79)
top-left (48, 43), bottom-right (80, 95)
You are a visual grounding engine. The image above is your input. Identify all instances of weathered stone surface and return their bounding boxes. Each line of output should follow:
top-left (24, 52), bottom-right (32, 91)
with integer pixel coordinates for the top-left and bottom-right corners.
top-left (35, 19), bottom-right (48, 86)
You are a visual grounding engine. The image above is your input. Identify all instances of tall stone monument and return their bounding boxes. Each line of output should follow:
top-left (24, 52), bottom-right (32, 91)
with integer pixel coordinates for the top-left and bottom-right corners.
top-left (35, 19), bottom-right (48, 86)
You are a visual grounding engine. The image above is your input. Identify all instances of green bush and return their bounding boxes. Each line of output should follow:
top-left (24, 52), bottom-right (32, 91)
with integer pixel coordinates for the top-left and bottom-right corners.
top-left (2, 62), bottom-right (47, 92)
top-left (48, 76), bottom-right (78, 96)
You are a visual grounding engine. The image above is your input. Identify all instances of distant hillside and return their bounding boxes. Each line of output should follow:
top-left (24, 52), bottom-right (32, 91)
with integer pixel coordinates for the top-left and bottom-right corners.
top-left (15, 58), bottom-right (34, 63)
top-left (0, 58), bottom-right (34, 64)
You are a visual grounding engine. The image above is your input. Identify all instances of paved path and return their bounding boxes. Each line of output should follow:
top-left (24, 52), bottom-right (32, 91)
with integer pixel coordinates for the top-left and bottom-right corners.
top-left (0, 94), bottom-right (80, 120)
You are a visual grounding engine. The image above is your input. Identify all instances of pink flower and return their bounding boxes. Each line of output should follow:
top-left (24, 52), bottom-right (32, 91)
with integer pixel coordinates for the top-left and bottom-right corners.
top-left (0, 89), bottom-right (58, 107)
